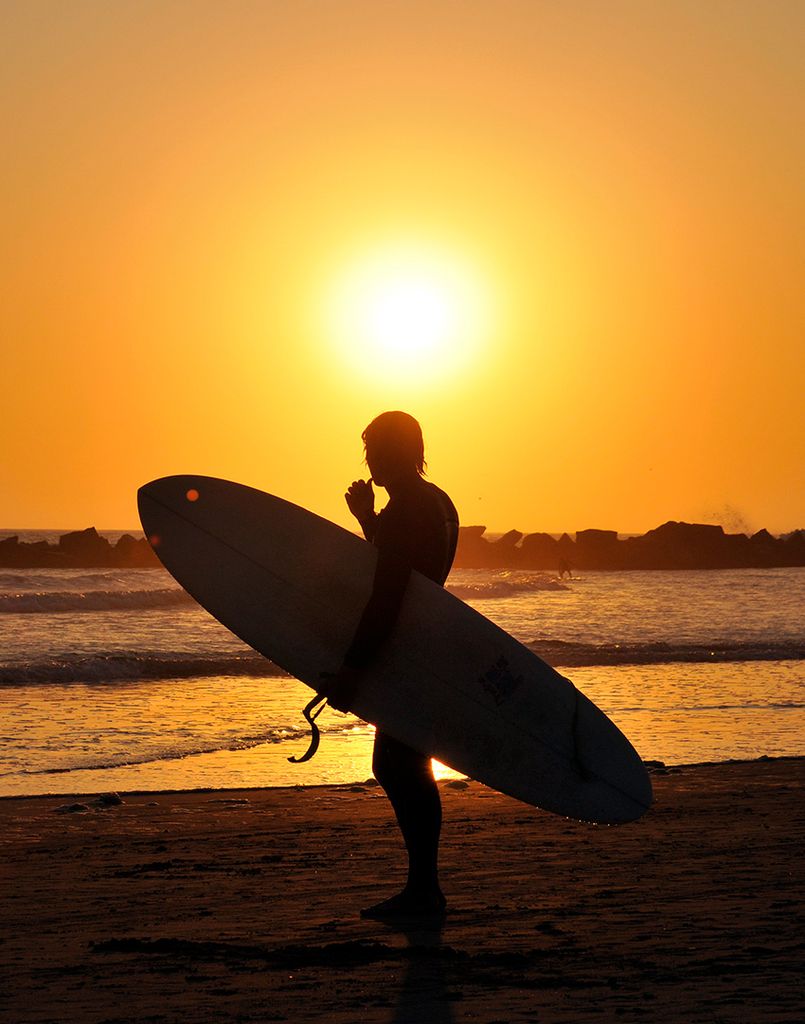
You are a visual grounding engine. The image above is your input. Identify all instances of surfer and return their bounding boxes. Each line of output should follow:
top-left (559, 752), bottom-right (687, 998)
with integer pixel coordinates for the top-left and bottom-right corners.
top-left (326, 411), bottom-right (459, 920)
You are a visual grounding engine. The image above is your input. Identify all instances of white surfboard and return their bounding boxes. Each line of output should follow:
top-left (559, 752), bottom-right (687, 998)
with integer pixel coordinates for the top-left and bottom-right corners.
top-left (138, 475), bottom-right (652, 824)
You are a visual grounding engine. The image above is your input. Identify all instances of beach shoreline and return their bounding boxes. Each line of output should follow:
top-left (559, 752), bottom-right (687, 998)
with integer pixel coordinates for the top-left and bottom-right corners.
top-left (0, 752), bottom-right (796, 803)
top-left (3, 757), bottom-right (803, 1023)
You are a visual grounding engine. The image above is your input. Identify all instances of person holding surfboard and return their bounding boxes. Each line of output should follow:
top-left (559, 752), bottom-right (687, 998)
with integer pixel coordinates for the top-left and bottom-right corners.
top-left (325, 411), bottom-right (459, 920)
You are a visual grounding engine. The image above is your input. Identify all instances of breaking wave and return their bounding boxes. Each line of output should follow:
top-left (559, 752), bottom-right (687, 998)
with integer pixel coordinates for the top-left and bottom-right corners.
top-left (1, 577), bottom-right (570, 612)
top-left (0, 589), bottom-right (194, 614)
top-left (0, 653), bottom-right (283, 686)
top-left (528, 639), bottom-right (805, 667)
top-left (2, 641), bottom-right (803, 687)
top-left (448, 575), bottom-right (569, 599)
top-left (10, 732), bottom-right (302, 775)
top-left (3, 719), bottom-right (366, 777)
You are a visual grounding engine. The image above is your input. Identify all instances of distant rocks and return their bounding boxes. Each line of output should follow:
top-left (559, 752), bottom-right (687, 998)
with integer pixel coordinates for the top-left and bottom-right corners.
top-left (58, 527), bottom-right (111, 565)
top-left (2, 520), bottom-right (803, 571)
top-left (454, 521), bottom-right (805, 571)
top-left (0, 528), bottom-right (160, 568)
top-left (575, 529), bottom-right (619, 570)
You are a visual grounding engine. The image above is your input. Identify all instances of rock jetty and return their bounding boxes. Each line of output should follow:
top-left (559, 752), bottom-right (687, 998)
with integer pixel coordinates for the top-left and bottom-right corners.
top-left (454, 521), bottom-right (805, 570)
top-left (1, 521), bottom-right (802, 571)
top-left (0, 528), bottom-right (160, 568)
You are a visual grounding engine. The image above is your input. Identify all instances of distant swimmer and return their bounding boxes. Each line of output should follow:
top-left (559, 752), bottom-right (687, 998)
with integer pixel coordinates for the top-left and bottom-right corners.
top-left (324, 411), bottom-right (458, 921)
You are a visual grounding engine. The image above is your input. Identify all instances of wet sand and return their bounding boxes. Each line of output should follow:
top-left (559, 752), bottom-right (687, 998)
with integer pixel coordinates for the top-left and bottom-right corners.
top-left (2, 758), bottom-right (803, 1023)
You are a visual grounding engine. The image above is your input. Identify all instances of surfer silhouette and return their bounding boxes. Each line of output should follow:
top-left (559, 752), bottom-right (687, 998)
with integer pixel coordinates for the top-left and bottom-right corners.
top-left (325, 411), bottom-right (459, 920)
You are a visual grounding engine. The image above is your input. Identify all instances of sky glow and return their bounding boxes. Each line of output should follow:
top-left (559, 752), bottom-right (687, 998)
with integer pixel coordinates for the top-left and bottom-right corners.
top-left (1, 1), bottom-right (803, 533)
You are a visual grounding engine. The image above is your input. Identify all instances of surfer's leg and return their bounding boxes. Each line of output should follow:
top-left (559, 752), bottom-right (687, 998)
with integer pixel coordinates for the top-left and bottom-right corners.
top-left (363, 730), bottom-right (445, 918)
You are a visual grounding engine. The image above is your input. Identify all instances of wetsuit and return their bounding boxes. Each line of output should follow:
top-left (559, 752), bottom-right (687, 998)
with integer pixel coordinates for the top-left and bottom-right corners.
top-left (344, 477), bottom-right (458, 895)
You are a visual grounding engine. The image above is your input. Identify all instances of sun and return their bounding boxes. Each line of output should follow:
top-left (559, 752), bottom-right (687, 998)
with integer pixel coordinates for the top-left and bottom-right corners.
top-left (322, 241), bottom-right (492, 387)
top-left (362, 274), bottom-right (456, 357)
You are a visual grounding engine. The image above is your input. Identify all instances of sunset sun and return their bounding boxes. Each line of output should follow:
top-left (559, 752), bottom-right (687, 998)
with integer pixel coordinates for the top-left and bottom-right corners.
top-left (362, 274), bottom-right (456, 357)
top-left (323, 242), bottom-right (492, 386)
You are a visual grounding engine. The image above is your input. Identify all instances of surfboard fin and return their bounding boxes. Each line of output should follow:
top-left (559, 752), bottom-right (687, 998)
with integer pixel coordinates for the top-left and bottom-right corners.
top-left (287, 694), bottom-right (328, 764)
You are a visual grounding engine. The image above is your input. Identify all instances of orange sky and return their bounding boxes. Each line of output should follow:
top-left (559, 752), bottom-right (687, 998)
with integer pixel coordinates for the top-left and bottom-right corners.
top-left (2, 1), bottom-right (803, 535)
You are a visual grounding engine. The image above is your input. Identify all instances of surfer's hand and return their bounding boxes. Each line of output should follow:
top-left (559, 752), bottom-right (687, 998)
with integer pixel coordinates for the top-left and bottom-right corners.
top-left (345, 479), bottom-right (374, 523)
top-left (321, 664), bottom-right (362, 714)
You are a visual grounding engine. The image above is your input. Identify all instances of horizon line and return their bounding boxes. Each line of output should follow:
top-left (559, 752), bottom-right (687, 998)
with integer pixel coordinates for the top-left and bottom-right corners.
top-left (2, 522), bottom-right (803, 539)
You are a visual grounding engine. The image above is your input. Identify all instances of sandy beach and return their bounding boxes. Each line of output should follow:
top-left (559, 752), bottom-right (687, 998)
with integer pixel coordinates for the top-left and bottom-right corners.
top-left (1, 758), bottom-right (802, 1023)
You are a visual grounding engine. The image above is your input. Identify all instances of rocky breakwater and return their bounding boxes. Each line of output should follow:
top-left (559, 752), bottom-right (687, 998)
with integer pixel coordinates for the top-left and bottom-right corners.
top-left (0, 528), bottom-right (161, 568)
top-left (454, 521), bottom-right (805, 571)
top-left (3, 521), bottom-right (803, 571)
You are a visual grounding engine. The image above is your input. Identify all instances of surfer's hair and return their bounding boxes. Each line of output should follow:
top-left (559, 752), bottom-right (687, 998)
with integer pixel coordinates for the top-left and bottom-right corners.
top-left (362, 411), bottom-right (426, 476)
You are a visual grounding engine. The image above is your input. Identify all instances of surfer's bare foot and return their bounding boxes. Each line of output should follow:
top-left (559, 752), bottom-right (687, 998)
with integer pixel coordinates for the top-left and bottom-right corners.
top-left (360, 888), bottom-right (447, 921)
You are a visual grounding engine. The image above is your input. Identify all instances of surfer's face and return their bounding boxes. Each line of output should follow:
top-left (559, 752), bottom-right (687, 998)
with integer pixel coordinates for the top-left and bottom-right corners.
top-left (365, 443), bottom-right (391, 486)
top-left (365, 441), bottom-right (413, 489)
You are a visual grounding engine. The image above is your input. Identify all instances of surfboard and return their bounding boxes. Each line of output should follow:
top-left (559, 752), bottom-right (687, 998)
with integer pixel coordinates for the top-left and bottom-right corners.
top-left (138, 475), bottom-right (652, 824)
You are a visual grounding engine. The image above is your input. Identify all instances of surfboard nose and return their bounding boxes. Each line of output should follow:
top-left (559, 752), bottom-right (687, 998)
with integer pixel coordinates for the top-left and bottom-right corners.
top-left (137, 476), bottom-right (209, 550)
top-left (137, 478), bottom-right (169, 551)
top-left (138, 475), bottom-right (204, 507)
top-left (139, 473), bottom-right (216, 520)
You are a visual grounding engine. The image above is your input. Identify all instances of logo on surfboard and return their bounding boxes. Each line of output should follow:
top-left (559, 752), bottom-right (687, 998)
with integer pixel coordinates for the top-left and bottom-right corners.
top-left (479, 656), bottom-right (524, 705)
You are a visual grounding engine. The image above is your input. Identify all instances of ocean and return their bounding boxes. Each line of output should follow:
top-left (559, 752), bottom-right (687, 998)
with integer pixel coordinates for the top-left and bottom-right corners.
top-left (1, 530), bottom-right (803, 797)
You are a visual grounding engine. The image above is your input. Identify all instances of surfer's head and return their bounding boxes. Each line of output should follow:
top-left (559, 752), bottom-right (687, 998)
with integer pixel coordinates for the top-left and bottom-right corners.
top-left (362, 411), bottom-right (426, 486)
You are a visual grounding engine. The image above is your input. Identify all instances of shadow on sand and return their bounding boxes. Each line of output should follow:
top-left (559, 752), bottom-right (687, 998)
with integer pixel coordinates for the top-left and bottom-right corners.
top-left (380, 918), bottom-right (455, 1024)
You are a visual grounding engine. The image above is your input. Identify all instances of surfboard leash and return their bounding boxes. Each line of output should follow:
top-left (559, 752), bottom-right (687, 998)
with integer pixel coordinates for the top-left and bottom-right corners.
top-left (287, 694), bottom-right (328, 764)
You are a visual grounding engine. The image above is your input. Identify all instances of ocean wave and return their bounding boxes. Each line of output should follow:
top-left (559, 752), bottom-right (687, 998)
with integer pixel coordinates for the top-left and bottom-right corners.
top-left (0, 729), bottom-right (348, 774)
top-left (0, 589), bottom-right (194, 614)
top-left (3, 639), bottom-right (802, 688)
top-left (448, 575), bottom-right (568, 599)
top-left (0, 653), bottom-right (284, 686)
top-left (528, 639), bottom-right (805, 667)
top-left (0, 579), bottom-right (569, 611)
top-left (0, 570), bottom-right (152, 587)
top-left (3, 719), bottom-right (365, 777)
top-left (9, 732), bottom-right (302, 775)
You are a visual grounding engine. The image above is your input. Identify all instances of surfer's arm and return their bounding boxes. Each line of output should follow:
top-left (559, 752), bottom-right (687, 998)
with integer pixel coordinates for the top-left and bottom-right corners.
top-left (324, 547), bottom-right (410, 713)
top-left (342, 546), bottom-right (412, 670)
top-left (357, 511), bottom-right (379, 542)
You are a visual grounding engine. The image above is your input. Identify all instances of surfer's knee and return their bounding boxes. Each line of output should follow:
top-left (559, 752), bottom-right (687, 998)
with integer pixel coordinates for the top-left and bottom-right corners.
top-left (373, 733), bottom-right (434, 796)
top-left (372, 734), bottom-right (398, 791)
